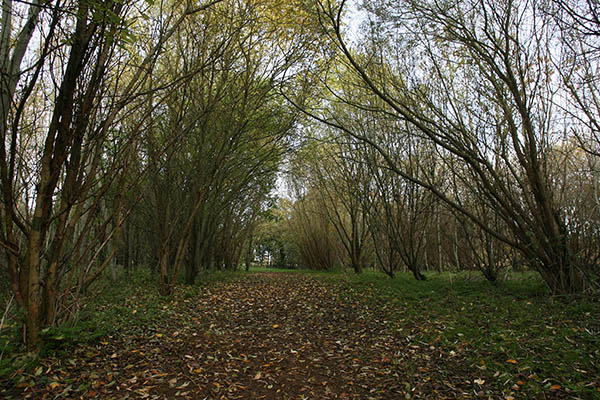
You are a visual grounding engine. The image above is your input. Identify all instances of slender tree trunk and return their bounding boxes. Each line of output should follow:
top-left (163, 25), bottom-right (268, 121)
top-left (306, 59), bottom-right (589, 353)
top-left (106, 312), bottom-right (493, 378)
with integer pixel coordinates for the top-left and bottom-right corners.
top-left (24, 185), bottom-right (49, 350)
top-left (185, 223), bottom-right (199, 284)
top-left (453, 219), bottom-right (461, 271)
top-left (437, 204), bottom-right (442, 273)
top-left (351, 249), bottom-right (362, 274)
top-left (245, 231), bottom-right (254, 271)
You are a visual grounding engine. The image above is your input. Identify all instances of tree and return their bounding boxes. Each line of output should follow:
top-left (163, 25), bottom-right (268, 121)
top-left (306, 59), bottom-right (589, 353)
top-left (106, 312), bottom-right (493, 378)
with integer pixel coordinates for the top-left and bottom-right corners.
top-left (289, 135), bottom-right (372, 273)
top-left (119, 0), bottom-right (323, 292)
top-left (304, 0), bottom-right (599, 294)
top-left (364, 134), bottom-right (435, 280)
top-left (286, 185), bottom-right (344, 270)
top-left (0, 0), bottom-right (225, 350)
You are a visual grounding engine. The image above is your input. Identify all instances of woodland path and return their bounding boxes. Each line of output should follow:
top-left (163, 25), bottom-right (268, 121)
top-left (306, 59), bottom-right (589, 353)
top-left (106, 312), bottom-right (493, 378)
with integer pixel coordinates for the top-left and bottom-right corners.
top-left (6, 273), bottom-right (482, 399)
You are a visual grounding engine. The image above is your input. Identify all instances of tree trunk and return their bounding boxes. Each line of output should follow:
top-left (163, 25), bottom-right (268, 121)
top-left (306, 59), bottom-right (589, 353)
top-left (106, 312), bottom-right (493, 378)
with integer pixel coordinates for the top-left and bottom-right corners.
top-left (351, 251), bottom-right (362, 274)
top-left (245, 231), bottom-right (254, 271)
top-left (185, 225), bottom-right (199, 285)
top-left (159, 243), bottom-right (170, 296)
top-left (410, 266), bottom-right (427, 281)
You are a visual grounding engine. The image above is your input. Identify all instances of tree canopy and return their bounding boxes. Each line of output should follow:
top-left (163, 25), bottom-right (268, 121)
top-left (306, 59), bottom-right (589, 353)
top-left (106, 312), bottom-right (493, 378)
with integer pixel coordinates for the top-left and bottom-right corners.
top-left (0, 0), bottom-right (598, 352)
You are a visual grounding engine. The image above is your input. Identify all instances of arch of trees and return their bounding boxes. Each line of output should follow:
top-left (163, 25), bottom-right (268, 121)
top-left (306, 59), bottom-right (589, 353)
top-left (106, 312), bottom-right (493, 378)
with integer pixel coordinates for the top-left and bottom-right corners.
top-left (0, 0), bottom-right (598, 350)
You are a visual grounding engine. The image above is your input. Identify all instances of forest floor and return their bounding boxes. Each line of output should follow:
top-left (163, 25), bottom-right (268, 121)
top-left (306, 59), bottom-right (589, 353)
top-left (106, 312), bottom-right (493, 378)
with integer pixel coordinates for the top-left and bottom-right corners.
top-left (1, 270), bottom-right (599, 399)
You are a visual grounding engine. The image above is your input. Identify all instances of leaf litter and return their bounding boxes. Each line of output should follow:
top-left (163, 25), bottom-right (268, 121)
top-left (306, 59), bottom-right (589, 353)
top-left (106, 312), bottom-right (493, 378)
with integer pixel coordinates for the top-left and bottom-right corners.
top-left (1, 272), bottom-right (594, 399)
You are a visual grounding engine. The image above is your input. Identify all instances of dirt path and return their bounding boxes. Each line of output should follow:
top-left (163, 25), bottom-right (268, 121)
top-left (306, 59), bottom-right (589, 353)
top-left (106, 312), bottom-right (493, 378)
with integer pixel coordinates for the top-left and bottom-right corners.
top-left (5, 273), bottom-right (468, 399)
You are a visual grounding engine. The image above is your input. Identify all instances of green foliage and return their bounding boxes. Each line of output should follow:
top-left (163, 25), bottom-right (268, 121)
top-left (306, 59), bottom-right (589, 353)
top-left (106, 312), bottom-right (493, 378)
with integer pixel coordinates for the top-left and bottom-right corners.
top-left (39, 321), bottom-right (108, 355)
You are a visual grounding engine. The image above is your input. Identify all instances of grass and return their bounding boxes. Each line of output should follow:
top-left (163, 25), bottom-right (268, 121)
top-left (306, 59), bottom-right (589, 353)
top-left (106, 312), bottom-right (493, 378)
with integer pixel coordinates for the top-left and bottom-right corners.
top-left (1, 267), bottom-right (598, 398)
top-left (242, 268), bottom-right (599, 397)
top-left (316, 270), bottom-right (600, 398)
top-left (249, 267), bottom-right (599, 397)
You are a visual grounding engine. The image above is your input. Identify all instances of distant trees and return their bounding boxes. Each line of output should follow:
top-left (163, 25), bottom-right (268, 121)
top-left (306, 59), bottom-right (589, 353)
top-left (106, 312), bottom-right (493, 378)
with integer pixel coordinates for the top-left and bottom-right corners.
top-left (111, 0), bottom-right (327, 291)
top-left (309, 143), bottom-right (372, 273)
top-left (365, 135), bottom-right (435, 281)
top-left (286, 138), bottom-right (372, 272)
top-left (127, 2), bottom-right (298, 294)
top-left (287, 192), bottom-right (343, 270)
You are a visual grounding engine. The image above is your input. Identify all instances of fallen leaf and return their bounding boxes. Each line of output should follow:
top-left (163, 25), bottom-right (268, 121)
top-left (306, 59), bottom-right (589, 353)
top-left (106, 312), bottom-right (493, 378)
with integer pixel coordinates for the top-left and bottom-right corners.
top-left (506, 359), bottom-right (518, 364)
top-left (550, 384), bottom-right (561, 390)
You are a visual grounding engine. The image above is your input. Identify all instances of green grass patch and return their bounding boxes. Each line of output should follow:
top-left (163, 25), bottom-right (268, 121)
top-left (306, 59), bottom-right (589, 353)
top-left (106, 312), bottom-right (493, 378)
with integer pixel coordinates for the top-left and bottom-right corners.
top-left (310, 269), bottom-right (600, 398)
